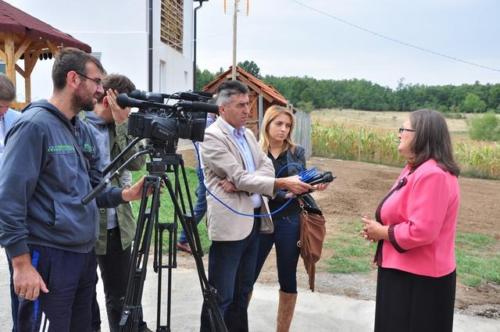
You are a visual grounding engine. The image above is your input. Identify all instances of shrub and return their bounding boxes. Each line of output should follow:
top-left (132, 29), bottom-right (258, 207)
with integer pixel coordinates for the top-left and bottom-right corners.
top-left (468, 112), bottom-right (500, 141)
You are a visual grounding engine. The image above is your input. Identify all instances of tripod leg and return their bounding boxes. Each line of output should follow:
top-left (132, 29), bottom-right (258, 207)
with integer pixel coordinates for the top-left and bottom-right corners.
top-left (119, 176), bottom-right (162, 332)
top-left (161, 175), bottom-right (228, 332)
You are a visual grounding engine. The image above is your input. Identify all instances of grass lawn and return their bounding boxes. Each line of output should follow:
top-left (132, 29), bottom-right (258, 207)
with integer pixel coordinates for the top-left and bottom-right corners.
top-left (130, 166), bottom-right (211, 252)
top-left (324, 217), bottom-right (500, 287)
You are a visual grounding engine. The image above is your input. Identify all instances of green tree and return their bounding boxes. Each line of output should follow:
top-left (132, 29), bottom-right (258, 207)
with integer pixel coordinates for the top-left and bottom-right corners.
top-left (195, 67), bottom-right (215, 91)
top-left (461, 93), bottom-right (487, 113)
top-left (238, 60), bottom-right (261, 78)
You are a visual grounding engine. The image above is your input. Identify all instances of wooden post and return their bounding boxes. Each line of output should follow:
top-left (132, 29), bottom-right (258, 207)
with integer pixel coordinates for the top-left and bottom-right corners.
top-left (24, 57), bottom-right (32, 103)
top-left (4, 34), bottom-right (16, 88)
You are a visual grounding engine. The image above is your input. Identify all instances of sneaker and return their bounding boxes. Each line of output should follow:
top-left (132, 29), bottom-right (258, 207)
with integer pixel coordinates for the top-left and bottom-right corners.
top-left (176, 241), bottom-right (192, 254)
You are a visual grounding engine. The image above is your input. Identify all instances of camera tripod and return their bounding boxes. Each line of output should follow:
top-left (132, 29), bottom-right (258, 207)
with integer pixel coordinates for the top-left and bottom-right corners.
top-left (83, 140), bottom-right (227, 332)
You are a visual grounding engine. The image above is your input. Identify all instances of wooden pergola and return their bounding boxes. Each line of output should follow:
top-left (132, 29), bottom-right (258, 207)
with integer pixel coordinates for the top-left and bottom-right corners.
top-left (203, 66), bottom-right (290, 137)
top-left (0, 0), bottom-right (91, 109)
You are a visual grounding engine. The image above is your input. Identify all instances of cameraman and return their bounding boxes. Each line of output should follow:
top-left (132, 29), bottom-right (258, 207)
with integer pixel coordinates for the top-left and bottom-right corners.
top-left (199, 80), bottom-right (311, 331)
top-left (0, 48), bottom-right (146, 331)
top-left (81, 74), bottom-right (148, 332)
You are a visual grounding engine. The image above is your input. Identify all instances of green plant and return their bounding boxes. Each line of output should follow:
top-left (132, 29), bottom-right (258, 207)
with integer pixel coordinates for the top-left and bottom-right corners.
top-left (131, 167), bottom-right (210, 251)
top-left (313, 121), bottom-right (500, 179)
top-left (468, 112), bottom-right (500, 141)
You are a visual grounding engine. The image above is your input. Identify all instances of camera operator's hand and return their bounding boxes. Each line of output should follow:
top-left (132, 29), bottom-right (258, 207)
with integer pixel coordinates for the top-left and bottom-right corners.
top-left (107, 89), bottom-right (130, 125)
top-left (122, 176), bottom-right (151, 202)
top-left (12, 253), bottom-right (49, 301)
top-left (275, 175), bottom-right (311, 195)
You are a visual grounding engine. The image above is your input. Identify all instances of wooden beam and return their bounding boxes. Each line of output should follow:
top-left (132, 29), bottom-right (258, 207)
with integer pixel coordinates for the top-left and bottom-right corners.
top-left (15, 64), bottom-right (25, 78)
top-left (14, 38), bottom-right (32, 61)
top-left (25, 75), bottom-right (32, 103)
top-left (0, 48), bottom-right (6, 61)
top-left (24, 50), bottom-right (40, 76)
top-left (46, 40), bottom-right (60, 55)
top-left (5, 34), bottom-right (16, 88)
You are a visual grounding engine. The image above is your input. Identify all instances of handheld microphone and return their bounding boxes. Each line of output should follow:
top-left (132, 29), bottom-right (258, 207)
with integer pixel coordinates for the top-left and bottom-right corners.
top-left (308, 171), bottom-right (336, 185)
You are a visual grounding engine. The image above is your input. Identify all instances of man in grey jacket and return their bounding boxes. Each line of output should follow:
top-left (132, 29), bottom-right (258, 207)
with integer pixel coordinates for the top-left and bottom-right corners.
top-left (0, 48), bottom-right (145, 332)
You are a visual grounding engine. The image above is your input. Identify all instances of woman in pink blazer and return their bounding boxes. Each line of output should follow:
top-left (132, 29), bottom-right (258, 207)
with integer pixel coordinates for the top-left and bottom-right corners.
top-left (362, 109), bottom-right (460, 332)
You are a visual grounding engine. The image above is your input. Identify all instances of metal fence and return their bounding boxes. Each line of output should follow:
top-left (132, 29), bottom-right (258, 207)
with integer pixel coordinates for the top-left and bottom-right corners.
top-left (293, 110), bottom-right (312, 159)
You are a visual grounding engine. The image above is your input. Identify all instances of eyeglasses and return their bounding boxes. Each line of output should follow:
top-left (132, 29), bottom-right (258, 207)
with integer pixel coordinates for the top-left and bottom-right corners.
top-left (398, 128), bottom-right (416, 134)
top-left (75, 71), bottom-right (103, 86)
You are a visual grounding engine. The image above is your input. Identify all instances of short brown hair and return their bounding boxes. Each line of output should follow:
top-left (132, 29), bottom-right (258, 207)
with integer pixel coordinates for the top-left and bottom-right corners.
top-left (410, 109), bottom-right (460, 176)
top-left (97, 74), bottom-right (136, 102)
top-left (52, 47), bottom-right (104, 90)
top-left (0, 74), bottom-right (16, 101)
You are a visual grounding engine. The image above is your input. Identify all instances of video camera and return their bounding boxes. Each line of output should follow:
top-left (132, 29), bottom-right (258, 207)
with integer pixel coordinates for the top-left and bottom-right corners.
top-left (116, 89), bottom-right (219, 144)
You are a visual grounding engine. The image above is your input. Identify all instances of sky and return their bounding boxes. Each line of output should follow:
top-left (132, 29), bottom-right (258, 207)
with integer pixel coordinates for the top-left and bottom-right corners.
top-left (196, 0), bottom-right (500, 88)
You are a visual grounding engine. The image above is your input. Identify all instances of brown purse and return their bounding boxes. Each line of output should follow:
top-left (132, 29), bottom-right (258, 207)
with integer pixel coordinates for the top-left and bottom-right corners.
top-left (297, 194), bottom-right (326, 291)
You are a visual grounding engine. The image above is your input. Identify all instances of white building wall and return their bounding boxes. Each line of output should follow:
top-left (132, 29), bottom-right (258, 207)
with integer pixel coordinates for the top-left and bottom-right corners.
top-left (6, 0), bottom-right (193, 100)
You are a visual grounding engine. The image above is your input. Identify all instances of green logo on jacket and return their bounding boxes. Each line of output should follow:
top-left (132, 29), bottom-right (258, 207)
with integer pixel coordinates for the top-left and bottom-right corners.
top-left (47, 144), bottom-right (76, 154)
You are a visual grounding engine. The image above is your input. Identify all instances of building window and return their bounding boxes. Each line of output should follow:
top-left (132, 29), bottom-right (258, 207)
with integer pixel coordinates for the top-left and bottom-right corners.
top-left (161, 0), bottom-right (183, 52)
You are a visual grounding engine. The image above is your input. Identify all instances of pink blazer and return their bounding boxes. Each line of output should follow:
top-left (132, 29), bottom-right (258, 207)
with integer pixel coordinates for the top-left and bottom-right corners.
top-left (379, 159), bottom-right (460, 277)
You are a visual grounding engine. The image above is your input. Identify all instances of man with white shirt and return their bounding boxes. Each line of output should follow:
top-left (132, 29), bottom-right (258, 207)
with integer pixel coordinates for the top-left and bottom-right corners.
top-left (199, 80), bottom-right (311, 331)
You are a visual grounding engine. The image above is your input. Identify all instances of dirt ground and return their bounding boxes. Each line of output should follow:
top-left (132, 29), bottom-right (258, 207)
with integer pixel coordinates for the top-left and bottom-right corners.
top-left (178, 153), bottom-right (500, 319)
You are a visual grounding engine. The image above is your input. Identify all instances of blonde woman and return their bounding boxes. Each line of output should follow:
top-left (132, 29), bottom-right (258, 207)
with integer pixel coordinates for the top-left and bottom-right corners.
top-left (254, 105), bottom-right (326, 331)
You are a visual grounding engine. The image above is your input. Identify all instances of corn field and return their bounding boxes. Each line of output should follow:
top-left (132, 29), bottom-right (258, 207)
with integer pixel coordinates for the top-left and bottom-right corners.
top-left (312, 122), bottom-right (500, 179)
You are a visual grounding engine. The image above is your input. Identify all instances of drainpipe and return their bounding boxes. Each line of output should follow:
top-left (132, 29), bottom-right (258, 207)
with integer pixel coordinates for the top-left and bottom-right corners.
top-left (148, 0), bottom-right (153, 91)
top-left (193, 0), bottom-right (208, 90)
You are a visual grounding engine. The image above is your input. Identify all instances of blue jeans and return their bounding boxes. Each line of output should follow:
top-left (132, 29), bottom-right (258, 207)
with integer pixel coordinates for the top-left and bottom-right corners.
top-left (254, 213), bottom-right (301, 293)
top-left (18, 245), bottom-right (96, 332)
top-left (200, 217), bottom-right (260, 332)
top-left (179, 167), bottom-right (207, 244)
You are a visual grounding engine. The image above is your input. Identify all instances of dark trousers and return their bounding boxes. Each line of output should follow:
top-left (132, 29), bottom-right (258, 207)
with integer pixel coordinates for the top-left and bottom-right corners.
top-left (375, 267), bottom-right (456, 332)
top-left (95, 227), bottom-right (132, 332)
top-left (18, 245), bottom-right (96, 332)
top-left (7, 257), bottom-right (19, 332)
top-left (254, 213), bottom-right (301, 293)
top-left (200, 216), bottom-right (260, 332)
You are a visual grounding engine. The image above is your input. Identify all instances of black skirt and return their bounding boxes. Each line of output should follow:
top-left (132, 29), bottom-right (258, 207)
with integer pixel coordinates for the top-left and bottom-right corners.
top-left (375, 267), bottom-right (456, 332)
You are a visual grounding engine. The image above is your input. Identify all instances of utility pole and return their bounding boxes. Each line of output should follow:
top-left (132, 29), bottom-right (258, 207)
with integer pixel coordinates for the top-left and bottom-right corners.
top-left (225, 0), bottom-right (249, 80)
top-left (231, 0), bottom-right (239, 80)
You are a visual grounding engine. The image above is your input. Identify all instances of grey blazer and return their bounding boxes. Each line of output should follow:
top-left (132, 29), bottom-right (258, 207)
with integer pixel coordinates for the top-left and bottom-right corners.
top-left (200, 117), bottom-right (275, 241)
